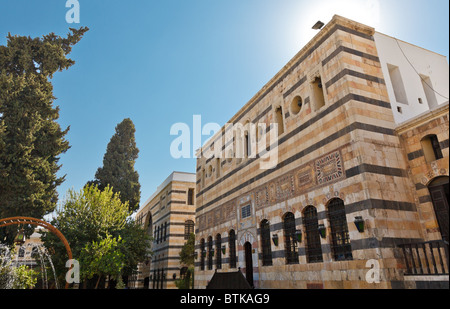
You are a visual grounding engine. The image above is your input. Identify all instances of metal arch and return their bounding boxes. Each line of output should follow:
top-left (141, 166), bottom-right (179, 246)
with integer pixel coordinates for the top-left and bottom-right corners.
top-left (0, 216), bottom-right (73, 289)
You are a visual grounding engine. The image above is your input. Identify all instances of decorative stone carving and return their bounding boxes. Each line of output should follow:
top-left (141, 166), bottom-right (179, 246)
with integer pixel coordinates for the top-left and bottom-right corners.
top-left (315, 151), bottom-right (344, 185)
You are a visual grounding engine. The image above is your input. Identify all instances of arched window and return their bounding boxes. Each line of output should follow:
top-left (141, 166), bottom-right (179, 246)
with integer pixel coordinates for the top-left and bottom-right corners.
top-left (303, 206), bottom-right (323, 263)
top-left (312, 75), bottom-right (325, 111)
top-left (260, 220), bottom-right (273, 266)
top-left (208, 165), bottom-right (213, 178)
top-left (229, 230), bottom-right (237, 268)
top-left (184, 220), bottom-right (194, 240)
top-left (328, 198), bottom-right (353, 261)
top-left (202, 169), bottom-right (206, 188)
top-left (216, 234), bottom-right (222, 269)
top-left (244, 121), bottom-right (254, 158)
top-left (207, 236), bottom-right (213, 270)
top-left (245, 132), bottom-right (250, 158)
top-left (421, 134), bottom-right (443, 163)
top-left (200, 238), bottom-right (205, 270)
top-left (283, 212), bottom-right (298, 264)
top-left (275, 107), bottom-right (285, 136)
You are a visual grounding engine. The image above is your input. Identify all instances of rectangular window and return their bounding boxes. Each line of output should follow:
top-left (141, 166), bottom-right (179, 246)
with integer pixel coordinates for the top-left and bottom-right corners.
top-left (216, 158), bottom-right (221, 178)
top-left (187, 188), bottom-right (194, 205)
top-left (422, 135), bottom-right (443, 163)
top-left (163, 222), bottom-right (168, 242)
top-left (260, 220), bottom-right (273, 266)
top-left (312, 76), bottom-right (326, 111)
top-left (229, 230), bottom-right (237, 268)
top-left (241, 205), bottom-right (251, 219)
top-left (420, 75), bottom-right (438, 109)
top-left (387, 64), bottom-right (408, 104)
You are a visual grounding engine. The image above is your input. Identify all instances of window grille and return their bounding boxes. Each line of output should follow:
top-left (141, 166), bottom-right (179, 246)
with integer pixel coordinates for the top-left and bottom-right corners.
top-left (328, 199), bottom-right (353, 261)
top-left (163, 222), bottom-right (168, 242)
top-left (304, 206), bottom-right (323, 263)
top-left (283, 212), bottom-right (299, 264)
top-left (216, 234), bottom-right (222, 269)
top-left (260, 220), bottom-right (273, 266)
top-left (184, 220), bottom-right (194, 240)
top-left (200, 238), bottom-right (205, 270)
top-left (241, 205), bottom-right (251, 219)
top-left (229, 230), bottom-right (237, 268)
top-left (208, 236), bottom-right (213, 270)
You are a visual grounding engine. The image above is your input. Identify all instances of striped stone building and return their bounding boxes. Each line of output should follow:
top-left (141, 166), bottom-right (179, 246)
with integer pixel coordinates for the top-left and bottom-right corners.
top-left (194, 15), bottom-right (449, 289)
top-left (133, 172), bottom-right (196, 289)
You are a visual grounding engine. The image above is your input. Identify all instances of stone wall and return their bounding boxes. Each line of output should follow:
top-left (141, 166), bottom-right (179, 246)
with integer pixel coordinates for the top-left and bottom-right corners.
top-left (134, 174), bottom-right (196, 289)
top-left (194, 15), bottom-right (436, 289)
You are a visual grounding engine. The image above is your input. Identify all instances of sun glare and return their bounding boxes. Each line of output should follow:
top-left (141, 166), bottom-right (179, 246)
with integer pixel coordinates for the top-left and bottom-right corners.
top-left (296, 0), bottom-right (382, 47)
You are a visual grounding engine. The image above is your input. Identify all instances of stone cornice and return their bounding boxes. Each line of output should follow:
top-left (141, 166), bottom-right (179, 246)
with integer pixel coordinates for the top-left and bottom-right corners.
top-left (395, 102), bottom-right (449, 135)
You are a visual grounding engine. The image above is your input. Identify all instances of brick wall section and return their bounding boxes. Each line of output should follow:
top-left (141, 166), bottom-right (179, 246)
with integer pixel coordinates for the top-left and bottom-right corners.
top-left (194, 15), bottom-right (438, 289)
top-left (133, 179), bottom-right (196, 289)
top-left (396, 104), bottom-right (449, 242)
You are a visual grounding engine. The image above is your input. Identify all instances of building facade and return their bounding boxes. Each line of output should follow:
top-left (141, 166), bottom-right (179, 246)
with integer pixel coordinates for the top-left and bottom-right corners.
top-left (194, 15), bottom-right (449, 289)
top-left (133, 172), bottom-right (196, 289)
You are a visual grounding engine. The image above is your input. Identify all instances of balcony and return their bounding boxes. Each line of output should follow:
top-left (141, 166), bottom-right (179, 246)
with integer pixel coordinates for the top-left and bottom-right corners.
top-left (398, 240), bottom-right (449, 276)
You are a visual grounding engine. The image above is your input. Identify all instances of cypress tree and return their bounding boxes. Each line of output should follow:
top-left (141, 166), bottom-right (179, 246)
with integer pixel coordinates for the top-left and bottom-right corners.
top-left (0, 27), bottom-right (88, 242)
top-left (94, 118), bottom-right (141, 212)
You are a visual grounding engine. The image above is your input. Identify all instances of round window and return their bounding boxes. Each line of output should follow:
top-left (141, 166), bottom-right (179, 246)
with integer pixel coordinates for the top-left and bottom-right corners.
top-left (291, 96), bottom-right (302, 115)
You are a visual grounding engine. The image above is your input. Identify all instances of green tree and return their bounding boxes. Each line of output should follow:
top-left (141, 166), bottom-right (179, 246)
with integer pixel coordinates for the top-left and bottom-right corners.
top-left (79, 234), bottom-right (126, 289)
top-left (0, 27), bottom-right (88, 243)
top-left (118, 220), bottom-right (152, 279)
top-left (175, 233), bottom-right (195, 289)
top-left (92, 118), bottom-right (141, 212)
top-left (42, 184), bottom-right (150, 288)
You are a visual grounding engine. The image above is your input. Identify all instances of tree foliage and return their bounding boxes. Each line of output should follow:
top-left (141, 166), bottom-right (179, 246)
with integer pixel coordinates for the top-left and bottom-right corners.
top-left (179, 233), bottom-right (195, 267)
top-left (175, 233), bottom-right (195, 289)
top-left (91, 118), bottom-right (141, 212)
top-left (0, 27), bottom-right (88, 243)
top-left (42, 184), bottom-right (150, 288)
top-left (79, 234), bottom-right (125, 289)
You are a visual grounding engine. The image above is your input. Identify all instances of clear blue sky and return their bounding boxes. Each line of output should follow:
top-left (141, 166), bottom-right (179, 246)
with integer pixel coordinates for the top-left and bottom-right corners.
top-left (1, 0), bottom-right (449, 212)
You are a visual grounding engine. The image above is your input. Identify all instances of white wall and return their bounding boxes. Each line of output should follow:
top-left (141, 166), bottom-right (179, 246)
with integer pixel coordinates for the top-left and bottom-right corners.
top-left (374, 32), bottom-right (449, 124)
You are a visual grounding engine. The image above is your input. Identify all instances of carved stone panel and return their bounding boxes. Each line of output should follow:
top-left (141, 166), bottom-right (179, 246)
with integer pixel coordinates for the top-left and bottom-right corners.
top-left (315, 150), bottom-right (344, 185)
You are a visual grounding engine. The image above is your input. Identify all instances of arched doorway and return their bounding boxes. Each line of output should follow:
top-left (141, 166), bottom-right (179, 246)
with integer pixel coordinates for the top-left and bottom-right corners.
top-left (244, 242), bottom-right (253, 287)
top-left (428, 176), bottom-right (449, 242)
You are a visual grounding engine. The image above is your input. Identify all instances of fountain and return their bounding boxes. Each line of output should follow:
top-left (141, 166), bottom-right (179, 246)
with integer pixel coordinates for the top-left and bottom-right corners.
top-left (0, 241), bottom-right (59, 289)
top-left (0, 217), bottom-right (73, 289)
